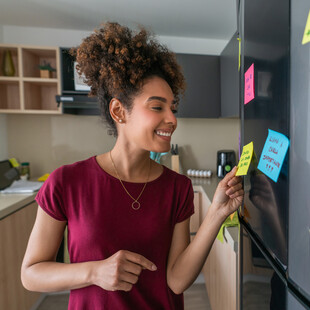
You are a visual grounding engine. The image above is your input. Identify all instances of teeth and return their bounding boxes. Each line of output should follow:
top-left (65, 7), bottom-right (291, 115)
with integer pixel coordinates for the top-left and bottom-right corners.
top-left (156, 131), bottom-right (171, 137)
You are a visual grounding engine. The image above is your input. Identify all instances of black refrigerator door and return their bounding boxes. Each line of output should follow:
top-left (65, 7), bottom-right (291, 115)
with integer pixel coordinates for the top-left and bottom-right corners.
top-left (241, 0), bottom-right (290, 269)
top-left (288, 290), bottom-right (310, 310)
top-left (288, 0), bottom-right (310, 304)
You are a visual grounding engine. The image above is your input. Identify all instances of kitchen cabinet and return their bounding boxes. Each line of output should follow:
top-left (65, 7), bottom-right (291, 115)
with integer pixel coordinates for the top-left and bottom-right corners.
top-left (0, 201), bottom-right (41, 310)
top-left (175, 53), bottom-right (220, 118)
top-left (194, 184), bottom-right (239, 310)
top-left (190, 191), bottom-right (201, 241)
top-left (203, 230), bottom-right (239, 310)
top-left (0, 44), bottom-right (61, 114)
top-left (220, 32), bottom-right (240, 118)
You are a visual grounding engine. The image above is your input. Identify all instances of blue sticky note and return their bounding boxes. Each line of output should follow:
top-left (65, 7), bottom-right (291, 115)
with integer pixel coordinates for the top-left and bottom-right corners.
top-left (257, 129), bottom-right (290, 182)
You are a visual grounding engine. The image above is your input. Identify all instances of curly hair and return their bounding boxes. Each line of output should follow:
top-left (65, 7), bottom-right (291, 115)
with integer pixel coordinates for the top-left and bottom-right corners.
top-left (72, 22), bottom-right (185, 136)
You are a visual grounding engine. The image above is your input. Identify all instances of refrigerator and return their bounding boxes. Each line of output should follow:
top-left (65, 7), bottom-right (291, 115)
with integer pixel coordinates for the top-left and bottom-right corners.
top-left (239, 0), bottom-right (310, 309)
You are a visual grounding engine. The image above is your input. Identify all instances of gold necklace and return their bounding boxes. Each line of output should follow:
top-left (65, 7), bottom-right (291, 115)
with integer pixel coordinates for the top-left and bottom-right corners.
top-left (109, 151), bottom-right (151, 210)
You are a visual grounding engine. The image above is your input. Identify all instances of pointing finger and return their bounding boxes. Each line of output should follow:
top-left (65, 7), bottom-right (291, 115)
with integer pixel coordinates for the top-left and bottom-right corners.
top-left (125, 251), bottom-right (157, 272)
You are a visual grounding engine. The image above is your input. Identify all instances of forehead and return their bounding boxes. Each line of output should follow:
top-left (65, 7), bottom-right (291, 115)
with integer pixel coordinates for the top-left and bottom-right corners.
top-left (138, 76), bottom-right (175, 101)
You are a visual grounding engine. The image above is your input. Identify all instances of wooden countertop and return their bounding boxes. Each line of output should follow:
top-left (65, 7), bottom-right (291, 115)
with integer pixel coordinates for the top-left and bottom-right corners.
top-left (0, 193), bottom-right (37, 220)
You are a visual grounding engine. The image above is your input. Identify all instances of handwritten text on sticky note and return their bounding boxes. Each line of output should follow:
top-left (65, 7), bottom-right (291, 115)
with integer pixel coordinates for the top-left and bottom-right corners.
top-left (302, 10), bottom-right (310, 45)
top-left (257, 129), bottom-right (290, 182)
top-left (236, 142), bottom-right (254, 176)
top-left (244, 63), bottom-right (255, 105)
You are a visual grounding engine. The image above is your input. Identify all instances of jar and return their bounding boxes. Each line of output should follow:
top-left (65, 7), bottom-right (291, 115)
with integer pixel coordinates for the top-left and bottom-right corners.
top-left (20, 162), bottom-right (30, 180)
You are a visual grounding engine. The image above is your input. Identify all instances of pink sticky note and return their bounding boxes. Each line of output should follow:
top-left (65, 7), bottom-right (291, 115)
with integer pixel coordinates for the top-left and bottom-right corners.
top-left (244, 63), bottom-right (255, 105)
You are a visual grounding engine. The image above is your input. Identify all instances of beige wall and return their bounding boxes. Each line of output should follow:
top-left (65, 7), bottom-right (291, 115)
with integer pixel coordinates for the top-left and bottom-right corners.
top-left (7, 114), bottom-right (239, 178)
top-left (0, 25), bottom-right (3, 42)
top-left (0, 115), bottom-right (8, 160)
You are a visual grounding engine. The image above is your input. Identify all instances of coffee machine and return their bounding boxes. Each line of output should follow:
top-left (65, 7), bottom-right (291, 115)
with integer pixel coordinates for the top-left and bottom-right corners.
top-left (217, 150), bottom-right (236, 178)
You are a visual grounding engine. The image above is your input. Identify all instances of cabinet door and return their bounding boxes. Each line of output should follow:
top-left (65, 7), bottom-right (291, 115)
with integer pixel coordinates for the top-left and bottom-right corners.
top-left (220, 32), bottom-right (240, 118)
top-left (175, 53), bottom-right (220, 118)
top-left (190, 191), bottom-right (201, 241)
top-left (0, 202), bottom-right (41, 310)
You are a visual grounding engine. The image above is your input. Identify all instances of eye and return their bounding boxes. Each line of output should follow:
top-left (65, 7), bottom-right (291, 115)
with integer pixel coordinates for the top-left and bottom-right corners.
top-left (151, 107), bottom-right (162, 111)
top-left (171, 109), bottom-right (178, 114)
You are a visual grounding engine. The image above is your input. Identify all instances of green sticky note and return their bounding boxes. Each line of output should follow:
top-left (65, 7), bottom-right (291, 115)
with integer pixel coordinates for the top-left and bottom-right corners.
top-left (302, 10), bottom-right (310, 45)
top-left (9, 158), bottom-right (19, 168)
top-left (216, 211), bottom-right (239, 243)
top-left (236, 142), bottom-right (254, 176)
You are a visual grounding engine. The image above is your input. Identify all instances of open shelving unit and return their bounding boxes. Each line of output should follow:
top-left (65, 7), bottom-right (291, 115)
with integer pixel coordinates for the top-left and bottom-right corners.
top-left (0, 44), bottom-right (61, 114)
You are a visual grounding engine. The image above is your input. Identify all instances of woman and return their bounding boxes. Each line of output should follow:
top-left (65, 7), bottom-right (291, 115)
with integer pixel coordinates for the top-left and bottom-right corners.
top-left (21, 22), bottom-right (244, 309)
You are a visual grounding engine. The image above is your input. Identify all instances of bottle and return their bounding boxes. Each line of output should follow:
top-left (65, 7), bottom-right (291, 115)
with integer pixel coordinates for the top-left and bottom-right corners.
top-left (20, 162), bottom-right (30, 180)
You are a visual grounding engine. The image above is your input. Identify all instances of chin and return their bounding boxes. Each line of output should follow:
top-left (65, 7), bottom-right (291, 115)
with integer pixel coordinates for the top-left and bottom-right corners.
top-left (149, 145), bottom-right (171, 153)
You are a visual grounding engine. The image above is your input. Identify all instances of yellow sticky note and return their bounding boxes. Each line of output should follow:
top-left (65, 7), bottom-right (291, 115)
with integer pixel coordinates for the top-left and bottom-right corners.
top-left (37, 173), bottom-right (50, 182)
top-left (9, 158), bottom-right (20, 168)
top-left (237, 37), bottom-right (241, 71)
top-left (236, 142), bottom-right (254, 176)
top-left (302, 10), bottom-right (310, 45)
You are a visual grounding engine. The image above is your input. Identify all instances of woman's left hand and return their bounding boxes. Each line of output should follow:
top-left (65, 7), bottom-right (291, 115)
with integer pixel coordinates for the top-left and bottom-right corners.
top-left (211, 166), bottom-right (244, 220)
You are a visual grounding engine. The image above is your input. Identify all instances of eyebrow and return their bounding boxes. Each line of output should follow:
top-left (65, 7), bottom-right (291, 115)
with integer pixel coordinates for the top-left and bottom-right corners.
top-left (146, 96), bottom-right (176, 105)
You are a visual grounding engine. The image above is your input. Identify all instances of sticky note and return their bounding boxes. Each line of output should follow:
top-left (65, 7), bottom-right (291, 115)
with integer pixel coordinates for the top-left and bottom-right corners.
top-left (236, 142), bottom-right (254, 176)
top-left (37, 173), bottom-right (50, 182)
top-left (217, 211), bottom-right (239, 243)
top-left (302, 10), bottom-right (310, 45)
top-left (9, 158), bottom-right (20, 168)
top-left (244, 63), bottom-right (255, 105)
top-left (257, 129), bottom-right (290, 182)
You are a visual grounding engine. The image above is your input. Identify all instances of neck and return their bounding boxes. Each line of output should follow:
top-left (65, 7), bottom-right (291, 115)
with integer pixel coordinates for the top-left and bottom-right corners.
top-left (110, 141), bottom-right (151, 182)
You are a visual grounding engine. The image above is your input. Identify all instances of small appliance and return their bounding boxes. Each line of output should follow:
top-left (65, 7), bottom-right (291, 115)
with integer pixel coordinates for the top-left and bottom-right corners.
top-left (216, 150), bottom-right (236, 178)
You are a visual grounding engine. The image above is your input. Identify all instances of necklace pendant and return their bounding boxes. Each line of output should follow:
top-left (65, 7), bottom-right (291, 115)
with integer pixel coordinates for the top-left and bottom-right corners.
top-left (132, 201), bottom-right (141, 210)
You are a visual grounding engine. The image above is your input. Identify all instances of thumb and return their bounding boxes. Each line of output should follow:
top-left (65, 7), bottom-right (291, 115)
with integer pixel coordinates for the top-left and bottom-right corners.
top-left (221, 166), bottom-right (238, 185)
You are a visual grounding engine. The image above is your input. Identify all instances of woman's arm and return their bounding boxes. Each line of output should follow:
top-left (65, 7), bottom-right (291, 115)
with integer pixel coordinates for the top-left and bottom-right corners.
top-left (21, 207), bottom-right (94, 292)
top-left (166, 166), bottom-right (243, 294)
top-left (21, 207), bottom-right (157, 293)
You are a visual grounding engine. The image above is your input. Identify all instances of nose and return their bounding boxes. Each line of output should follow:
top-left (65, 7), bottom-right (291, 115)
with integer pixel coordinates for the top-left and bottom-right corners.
top-left (165, 108), bottom-right (177, 128)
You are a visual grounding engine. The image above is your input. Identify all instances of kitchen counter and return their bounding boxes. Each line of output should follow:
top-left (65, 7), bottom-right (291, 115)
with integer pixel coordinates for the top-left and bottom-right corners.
top-left (190, 175), bottom-right (220, 200)
top-left (0, 192), bottom-right (37, 220)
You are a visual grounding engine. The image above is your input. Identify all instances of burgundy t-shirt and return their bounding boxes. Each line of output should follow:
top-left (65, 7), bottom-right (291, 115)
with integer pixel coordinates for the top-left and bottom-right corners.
top-left (35, 156), bottom-right (194, 310)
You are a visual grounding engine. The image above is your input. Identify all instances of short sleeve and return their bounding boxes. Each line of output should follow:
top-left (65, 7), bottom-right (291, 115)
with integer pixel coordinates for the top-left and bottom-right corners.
top-left (35, 167), bottom-right (67, 221)
top-left (175, 178), bottom-right (195, 223)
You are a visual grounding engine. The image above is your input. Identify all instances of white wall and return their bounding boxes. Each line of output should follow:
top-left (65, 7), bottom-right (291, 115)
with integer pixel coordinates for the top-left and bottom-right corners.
top-left (2, 25), bottom-right (228, 55)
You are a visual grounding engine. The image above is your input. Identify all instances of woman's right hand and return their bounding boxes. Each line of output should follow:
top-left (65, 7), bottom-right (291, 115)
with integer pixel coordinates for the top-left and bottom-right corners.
top-left (90, 250), bottom-right (157, 292)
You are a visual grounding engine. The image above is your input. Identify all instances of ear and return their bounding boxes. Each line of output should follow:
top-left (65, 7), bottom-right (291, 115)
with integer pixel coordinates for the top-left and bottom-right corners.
top-left (109, 98), bottom-right (126, 123)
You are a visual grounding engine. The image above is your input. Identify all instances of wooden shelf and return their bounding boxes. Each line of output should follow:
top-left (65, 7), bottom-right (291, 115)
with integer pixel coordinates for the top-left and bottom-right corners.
top-left (0, 44), bottom-right (61, 114)
top-left (0, 80), bottom-right (20, 110)
top-left (23, 77), bottom-right (58, 83)
top-left (0, 76), bottom-right (20, 82)
top-left (22, 47), bottom-right (57, 79)
top-left (24, 81), bottom-right (58, 111)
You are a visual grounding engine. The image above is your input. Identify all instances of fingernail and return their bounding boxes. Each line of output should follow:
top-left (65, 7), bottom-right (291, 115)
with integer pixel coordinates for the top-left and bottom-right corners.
top-left (152, 264), bottom-right (157, 271)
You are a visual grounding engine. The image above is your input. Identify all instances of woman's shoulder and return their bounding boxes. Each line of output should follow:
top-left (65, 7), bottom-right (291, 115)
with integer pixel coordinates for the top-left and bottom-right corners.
top-left (48, 156), bottom-right (96, 181)
top-left (162, 165), bottom-right (192, 186)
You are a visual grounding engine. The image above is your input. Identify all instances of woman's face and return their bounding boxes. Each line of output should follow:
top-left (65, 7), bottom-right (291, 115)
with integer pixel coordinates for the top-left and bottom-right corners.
top-left (121, 76), bottom-right (178, 153)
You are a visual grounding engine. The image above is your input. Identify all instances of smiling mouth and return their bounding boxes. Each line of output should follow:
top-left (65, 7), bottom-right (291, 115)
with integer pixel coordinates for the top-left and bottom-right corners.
top-left (154, 130), bottom-right (172, 137)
